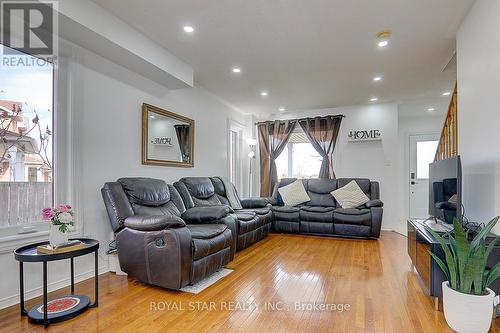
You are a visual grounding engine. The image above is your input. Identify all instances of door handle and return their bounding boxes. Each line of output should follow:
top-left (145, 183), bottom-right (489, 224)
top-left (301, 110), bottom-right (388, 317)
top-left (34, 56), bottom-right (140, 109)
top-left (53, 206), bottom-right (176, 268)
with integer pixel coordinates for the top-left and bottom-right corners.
top-left (410, 181), bottom-right (416, 185)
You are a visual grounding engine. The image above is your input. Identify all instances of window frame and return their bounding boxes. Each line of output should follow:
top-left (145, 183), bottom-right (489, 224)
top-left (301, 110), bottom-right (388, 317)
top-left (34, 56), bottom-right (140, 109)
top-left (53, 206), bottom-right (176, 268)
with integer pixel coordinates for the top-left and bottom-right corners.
top-left (0, 41), bottom-right (77, 251)
top-left (227, 119), bottom-right (244, 193)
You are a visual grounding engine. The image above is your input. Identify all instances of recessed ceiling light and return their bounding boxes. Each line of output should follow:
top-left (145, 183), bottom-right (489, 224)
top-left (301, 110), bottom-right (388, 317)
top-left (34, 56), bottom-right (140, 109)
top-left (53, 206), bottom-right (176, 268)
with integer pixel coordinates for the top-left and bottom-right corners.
top-left (183, 25), bottom-right (195, 33)
top-left (279, 107), bottom-right (286, 111)
top-left (427, 107), bottom-right (435, 112)
top-left (376, 30), bottom-right (392, 48)
top-left (370, 97), bottom-right (378, 102)
top-left (442, 91), bottom-right (451, 96)
top-left (261, 91), bottom-right (268, 97)
top-left (232, 67), bottom-right (241, 73)
top-left (378, 40), bottom-right (388, 48)
top-left (373, 76), bottom-right (383, 82)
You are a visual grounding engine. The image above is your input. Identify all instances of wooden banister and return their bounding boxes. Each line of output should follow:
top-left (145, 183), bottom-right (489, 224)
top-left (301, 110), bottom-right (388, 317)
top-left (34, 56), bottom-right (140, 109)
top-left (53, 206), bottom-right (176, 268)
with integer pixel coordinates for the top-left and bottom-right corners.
top-left (434, 82), bottom-right (458, 161)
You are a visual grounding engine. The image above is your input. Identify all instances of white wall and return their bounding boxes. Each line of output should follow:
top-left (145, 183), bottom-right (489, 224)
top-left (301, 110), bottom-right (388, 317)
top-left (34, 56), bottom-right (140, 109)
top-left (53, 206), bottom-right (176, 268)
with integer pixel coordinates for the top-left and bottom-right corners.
top-left (257, 104), bottom-right (400, 231)
top-left (457, 0), bottom-right (500, 234)
top-left (0, 45), bottom-right (251, 309)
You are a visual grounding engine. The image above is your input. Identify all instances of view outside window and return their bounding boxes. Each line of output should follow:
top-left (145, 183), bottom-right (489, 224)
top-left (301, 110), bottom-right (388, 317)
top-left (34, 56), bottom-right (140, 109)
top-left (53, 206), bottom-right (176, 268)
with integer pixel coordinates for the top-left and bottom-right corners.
top-left (0, 44), bottom-right (53, 228)
top-left (276, 131), bottom-right (323, 180)
top-left (416, 140), bottom-right (439, 179)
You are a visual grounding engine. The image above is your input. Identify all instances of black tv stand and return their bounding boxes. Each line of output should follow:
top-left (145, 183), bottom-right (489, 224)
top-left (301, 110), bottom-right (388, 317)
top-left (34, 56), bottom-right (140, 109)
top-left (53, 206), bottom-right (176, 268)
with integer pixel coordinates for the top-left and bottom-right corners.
top-left (407, 219), bottom-right (500, 312)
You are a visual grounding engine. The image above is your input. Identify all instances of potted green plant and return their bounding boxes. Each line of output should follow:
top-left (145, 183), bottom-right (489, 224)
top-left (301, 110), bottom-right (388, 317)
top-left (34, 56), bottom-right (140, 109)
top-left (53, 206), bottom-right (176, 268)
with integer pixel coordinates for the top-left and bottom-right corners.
top-left (426, 217), bottom-right (500, 333)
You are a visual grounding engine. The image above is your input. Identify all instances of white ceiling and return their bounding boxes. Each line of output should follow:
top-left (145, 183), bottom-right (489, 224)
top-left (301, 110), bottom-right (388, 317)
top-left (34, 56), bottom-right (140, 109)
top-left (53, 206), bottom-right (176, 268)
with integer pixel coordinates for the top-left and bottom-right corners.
top-left (91, 0), bottom-right (473, 115)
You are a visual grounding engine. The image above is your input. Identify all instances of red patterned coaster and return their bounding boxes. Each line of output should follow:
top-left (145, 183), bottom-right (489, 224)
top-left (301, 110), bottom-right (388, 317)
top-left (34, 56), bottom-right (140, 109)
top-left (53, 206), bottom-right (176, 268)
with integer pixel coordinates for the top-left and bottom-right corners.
top-left (37, 297), bottom-right (81, 314)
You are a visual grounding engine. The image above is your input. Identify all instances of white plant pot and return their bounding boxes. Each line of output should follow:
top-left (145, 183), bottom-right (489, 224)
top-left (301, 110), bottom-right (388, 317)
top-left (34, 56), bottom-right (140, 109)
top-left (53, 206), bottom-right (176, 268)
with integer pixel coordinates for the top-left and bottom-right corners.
top-left (442, 281), bottom-right (496, 333)
top-left (49, 224), bottom-right (69, 247)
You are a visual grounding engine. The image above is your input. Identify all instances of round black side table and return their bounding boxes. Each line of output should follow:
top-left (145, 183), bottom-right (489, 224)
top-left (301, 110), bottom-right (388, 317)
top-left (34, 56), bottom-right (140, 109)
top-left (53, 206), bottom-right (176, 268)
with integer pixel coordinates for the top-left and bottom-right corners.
top-left (14, 238), bottom-right (99, 328)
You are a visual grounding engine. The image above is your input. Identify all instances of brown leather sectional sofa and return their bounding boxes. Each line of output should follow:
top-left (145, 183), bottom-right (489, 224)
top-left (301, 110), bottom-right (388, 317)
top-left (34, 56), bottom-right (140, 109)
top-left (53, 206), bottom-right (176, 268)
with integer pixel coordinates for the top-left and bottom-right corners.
top-left (101, 176), bottom-right (382, 290)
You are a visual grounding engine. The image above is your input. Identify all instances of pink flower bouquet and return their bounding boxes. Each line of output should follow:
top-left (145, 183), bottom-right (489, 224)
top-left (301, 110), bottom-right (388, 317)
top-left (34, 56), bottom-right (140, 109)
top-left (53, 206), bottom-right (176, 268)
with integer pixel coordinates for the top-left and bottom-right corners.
top-left (41, 204), bottom-right (74, 233)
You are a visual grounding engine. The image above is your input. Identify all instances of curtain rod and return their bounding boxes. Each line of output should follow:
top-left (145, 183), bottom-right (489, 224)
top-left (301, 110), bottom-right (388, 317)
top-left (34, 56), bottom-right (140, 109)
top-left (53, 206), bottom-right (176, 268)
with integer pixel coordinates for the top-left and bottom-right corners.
top-left (254, 114), bottom-right (345, 125)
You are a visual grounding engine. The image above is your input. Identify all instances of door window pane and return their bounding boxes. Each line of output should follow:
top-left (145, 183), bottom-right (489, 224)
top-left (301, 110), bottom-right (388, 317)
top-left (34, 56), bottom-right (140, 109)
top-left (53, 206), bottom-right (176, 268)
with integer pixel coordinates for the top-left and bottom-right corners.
top-left (416, 141), bottom-right (439, 179)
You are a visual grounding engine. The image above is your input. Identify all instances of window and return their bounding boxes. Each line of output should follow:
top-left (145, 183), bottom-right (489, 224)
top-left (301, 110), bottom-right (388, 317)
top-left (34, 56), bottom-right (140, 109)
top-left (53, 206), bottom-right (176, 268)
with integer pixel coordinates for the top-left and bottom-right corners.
top-left (276, 129), bottom-right (323, 179)
top-left (416, 140), bottom-right (439, 179)
top-left (0, 44), bottom-right (54, 231)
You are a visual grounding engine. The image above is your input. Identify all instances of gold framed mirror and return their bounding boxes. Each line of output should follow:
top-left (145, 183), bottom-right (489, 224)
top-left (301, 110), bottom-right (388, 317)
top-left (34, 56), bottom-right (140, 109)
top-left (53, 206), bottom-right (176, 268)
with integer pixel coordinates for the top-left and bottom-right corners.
top-left (142, 103), bottom-right (194, 167)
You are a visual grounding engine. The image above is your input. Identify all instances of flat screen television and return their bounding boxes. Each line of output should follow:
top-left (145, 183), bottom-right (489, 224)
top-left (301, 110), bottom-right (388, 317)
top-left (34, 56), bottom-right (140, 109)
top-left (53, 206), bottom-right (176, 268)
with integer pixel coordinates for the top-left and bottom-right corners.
top-left (428, 156), bottom-right (462, 224)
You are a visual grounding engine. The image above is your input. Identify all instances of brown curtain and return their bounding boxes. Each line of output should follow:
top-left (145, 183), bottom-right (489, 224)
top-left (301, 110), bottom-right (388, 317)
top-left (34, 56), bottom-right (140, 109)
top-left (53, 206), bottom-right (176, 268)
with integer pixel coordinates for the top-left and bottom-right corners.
top-left (298, 115), bottom-right (343, 179)
top-left (174, 124), bottom-right (191, 163)
top-left (258, 120), bottom-right (297, 196)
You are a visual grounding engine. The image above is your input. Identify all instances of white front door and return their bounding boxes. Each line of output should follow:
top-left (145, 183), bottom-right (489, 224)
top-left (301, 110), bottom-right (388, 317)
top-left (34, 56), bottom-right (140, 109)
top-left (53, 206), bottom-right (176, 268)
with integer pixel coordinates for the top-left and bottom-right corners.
top-left (409, 134), bottom-right (439, 219)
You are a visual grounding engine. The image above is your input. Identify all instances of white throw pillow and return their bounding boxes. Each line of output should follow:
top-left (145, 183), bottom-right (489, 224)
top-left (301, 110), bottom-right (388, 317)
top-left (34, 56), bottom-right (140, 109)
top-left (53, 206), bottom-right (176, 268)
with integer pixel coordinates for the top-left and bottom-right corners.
top-left (278, 180), bottom-right (311, 207)
top-left (331, 180), bottom-right (370, 209)
top-left (448, 194), bottom-right (458, 204)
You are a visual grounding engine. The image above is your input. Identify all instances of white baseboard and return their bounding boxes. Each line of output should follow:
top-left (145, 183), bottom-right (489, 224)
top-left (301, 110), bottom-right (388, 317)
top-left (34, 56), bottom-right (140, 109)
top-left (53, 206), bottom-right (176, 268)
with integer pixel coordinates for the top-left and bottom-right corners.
top-left (0, 265), bottom-right (109, 310)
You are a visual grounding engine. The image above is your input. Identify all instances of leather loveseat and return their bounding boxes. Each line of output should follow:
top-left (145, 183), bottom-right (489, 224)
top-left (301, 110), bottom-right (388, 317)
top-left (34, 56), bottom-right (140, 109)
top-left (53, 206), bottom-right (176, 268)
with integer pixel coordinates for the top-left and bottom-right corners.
top-left (270, 178), bottom-right (383, 239)
top-left (101, 178), bottom-right (236, 289)
top-left (174, 177), bottom-right (272, 251)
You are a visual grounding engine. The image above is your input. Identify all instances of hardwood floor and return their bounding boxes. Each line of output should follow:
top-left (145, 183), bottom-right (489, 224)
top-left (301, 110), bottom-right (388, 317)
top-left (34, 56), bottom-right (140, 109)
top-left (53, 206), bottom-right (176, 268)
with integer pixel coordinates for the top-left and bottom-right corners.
top-left (1, 231), bottom-right (498, 333)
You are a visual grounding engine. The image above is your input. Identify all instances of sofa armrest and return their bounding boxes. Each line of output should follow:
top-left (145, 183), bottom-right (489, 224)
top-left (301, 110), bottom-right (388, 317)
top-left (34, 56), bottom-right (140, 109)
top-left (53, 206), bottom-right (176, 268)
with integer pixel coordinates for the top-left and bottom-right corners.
top-left (116, 226), bottom-right (192, 289)
top-left (181, 206), bottom-right (232, 223)
top-left (370, 207), bottom-right (383, 238)
top-left (366, 199), bottom-right (383, 208)
top-left (240, 197), bottom-right (270, 209)
top-left (124, 215), bottom-right (185, 231)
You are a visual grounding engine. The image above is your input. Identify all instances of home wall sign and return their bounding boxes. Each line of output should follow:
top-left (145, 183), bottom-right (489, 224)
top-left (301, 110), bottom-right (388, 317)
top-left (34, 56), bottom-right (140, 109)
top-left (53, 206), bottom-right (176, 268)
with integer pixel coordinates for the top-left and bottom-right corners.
top-left (348, 129), bottom-right (382, 142)
top-left (151, 137), bottom-right (173, 146)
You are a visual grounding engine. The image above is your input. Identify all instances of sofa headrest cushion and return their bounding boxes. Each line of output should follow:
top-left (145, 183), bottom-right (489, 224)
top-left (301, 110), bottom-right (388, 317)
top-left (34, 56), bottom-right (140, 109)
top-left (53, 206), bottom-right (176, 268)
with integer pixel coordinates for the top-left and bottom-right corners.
top-left (306, 179), bottom-right (338, 193)
top-left (181, 177), bottom-right (215, 199)
top-left (118, 177), bottom-right (170, 206)
top-left (210, 177), bottom-right (226, 196)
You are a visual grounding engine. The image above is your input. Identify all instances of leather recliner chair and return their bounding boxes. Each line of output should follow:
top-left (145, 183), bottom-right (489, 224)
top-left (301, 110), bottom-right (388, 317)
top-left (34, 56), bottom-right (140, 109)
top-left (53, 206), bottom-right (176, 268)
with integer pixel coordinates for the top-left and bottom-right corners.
top-left (101, 177), bottom-right (235, 289)
top-left (174, 177), bottom-right (272, 251)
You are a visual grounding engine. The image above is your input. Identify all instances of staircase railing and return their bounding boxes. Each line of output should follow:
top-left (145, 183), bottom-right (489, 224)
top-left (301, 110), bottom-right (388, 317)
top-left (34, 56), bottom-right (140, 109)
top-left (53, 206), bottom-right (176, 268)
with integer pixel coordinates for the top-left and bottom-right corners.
top-left (434, 83), bottom-right (458, 161)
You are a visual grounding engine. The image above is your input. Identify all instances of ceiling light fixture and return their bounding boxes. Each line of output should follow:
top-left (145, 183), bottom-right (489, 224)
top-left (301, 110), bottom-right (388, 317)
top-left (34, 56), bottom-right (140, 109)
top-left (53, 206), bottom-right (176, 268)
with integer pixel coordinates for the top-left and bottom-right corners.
top-left (279, 107), bottom-right (286, 111)
top-left (376, 30), bottom-right (392, 48)
top-left (370, 97), bottom-right (378, 102)
top-left (373, 76), bottom-right (383, 82)
top-left (427, 107), bottom-right (435, 112)
top-left (183, 25), bottom-right (195, 33)
top-left (378, 40), bottom-right (388, 47)
top-left (232, 67), bottom-right (241, 73)
top-left (442, 91), bottom-right (451, 96)
top-left (261, 91), bottom-right (268, 97)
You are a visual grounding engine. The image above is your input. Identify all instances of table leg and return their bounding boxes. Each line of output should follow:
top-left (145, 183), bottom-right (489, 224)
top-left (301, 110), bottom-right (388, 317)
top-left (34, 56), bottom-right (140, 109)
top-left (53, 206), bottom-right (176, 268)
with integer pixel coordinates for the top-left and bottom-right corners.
top-left (19, 262), bottom-right (27, 316)
top-left (434, 297), bottom-right (439, 311)
top-left (89, 250), bottom-right (99, 308)
top-left (70, 258), bottom-right (75, 294)
top-left (43, 261), bottom-right (48, 328)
